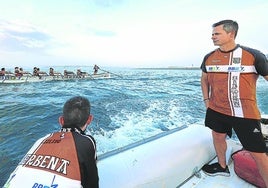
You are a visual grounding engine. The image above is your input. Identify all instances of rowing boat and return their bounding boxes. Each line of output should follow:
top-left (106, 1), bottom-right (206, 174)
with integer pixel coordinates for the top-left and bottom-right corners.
top-left (0, 72), bottom-right (110, 84)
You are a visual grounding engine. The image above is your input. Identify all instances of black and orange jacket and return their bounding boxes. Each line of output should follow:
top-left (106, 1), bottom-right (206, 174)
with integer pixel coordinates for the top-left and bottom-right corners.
top-left (201, 45), bottom-right (268, 119)
top-left (4, 128), bottom-right (99, 188)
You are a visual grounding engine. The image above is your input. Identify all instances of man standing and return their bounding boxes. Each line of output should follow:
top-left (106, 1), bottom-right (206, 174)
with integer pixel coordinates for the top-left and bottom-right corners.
top-left (200, 20), bottom-right (268, 186)
top-left (93, 64), bottom-right (100, 74)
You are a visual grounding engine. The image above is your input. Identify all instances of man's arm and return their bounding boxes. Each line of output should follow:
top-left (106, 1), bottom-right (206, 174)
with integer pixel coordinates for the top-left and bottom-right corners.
top-left (264, 75), bottom-right (268, 81)
top-left (201, 71), bottom-right (210, 108)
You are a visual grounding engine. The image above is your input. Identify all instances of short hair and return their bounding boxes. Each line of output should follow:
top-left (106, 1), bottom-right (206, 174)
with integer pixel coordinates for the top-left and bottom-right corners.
top-left (62, 96), bottom-right (91, 128)
top-left (212, 20), bottom-right (239, 38)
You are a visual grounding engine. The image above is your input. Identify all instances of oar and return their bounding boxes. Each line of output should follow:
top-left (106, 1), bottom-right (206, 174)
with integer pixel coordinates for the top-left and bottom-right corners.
top-left (87, 73), bottom-right (95, 80)
top-left (100, 68), bottom-right (123, 78)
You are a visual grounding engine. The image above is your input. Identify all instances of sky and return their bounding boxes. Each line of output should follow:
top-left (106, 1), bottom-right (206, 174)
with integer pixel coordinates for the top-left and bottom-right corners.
top-left (0, 0), bottom-right (267, 69)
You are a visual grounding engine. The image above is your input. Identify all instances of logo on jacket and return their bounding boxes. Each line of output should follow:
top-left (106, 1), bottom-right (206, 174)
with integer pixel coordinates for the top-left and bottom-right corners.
top-left (232, 58), bottom-right (241, 64)
top-left (227, 66), bottom-right (245, 72)
top-left (208, 66), bottom-right (220, 71)
top-left (21, 154), bottom-right (70, 175)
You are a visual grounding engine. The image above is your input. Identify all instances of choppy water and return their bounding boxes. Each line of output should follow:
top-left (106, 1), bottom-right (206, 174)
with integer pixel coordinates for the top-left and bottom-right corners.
top-left (0, 67), bottom-right (267, 186)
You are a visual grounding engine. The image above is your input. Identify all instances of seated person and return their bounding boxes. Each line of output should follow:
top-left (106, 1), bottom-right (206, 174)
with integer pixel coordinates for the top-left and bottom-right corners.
top-left (3, 96), bottom-right (99, 188)
top-left (49, 67), bottom-right (55, 76)
top-left (15, 67), bottom-right (23, 77)
top-left (37, 68), bottom-right (48, 76)
top-left (0, 67), bottom-right (6, 79)
top-left (19, 67), bottom-right (28, 76)
top-left (64, 70), bottom-right (76, 78)
top-left (0, 67), bottom-right (5, 75)
top-left (77, 69), bottom-right (88, 78)
top-left (33, 67), bottom-right (39, 76)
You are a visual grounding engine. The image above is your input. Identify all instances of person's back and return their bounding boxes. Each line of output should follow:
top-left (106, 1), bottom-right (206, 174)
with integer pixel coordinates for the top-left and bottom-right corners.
top-left (49, 67), bottom-right (54, 76)
top-left (0, 68), bottom-right (6, 76)
top-left (4, 96), bottom-right (99, 188)
top-left (64, 70), bottom-right (76, 78)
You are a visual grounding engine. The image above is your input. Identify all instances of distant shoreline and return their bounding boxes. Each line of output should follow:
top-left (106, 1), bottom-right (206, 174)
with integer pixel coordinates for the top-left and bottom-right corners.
top-left (134, 67), bottom-right (200, 70)
top-left (2, 66), bottom-right (201, 72)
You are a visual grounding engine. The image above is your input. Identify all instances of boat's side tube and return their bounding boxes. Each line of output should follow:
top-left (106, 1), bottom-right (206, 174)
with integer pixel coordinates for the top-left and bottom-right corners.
top-left (97, 123), bottom-right (216, 188)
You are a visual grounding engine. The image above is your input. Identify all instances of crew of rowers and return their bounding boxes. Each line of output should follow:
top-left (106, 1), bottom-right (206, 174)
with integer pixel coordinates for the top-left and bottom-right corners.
top-left (1, 67), bottom-right (28, 79)
top-left (1, 67), bottom-right (23, 77)
top-left (0, 65), bottom-right (100, 79)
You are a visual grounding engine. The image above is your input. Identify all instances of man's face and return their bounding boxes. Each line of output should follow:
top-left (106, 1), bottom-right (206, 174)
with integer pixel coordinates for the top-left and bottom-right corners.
top-left (211, 25), bottom-right (234, 47)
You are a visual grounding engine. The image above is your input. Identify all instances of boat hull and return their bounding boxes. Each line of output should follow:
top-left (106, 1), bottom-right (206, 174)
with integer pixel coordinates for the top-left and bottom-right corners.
top-left (0, 73), bottom-right (110, 84)
top-left (97, 123), bottom-right (216, 188)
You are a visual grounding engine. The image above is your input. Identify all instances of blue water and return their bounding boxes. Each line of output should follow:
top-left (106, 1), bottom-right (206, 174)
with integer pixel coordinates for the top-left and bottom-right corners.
top-left (0, 67), bottom-right (267, 186)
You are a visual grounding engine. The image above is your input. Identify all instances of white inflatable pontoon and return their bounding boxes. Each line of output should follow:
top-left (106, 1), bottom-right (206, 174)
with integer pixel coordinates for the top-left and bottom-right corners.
top-left (97, 123), bottom-right (216, 188)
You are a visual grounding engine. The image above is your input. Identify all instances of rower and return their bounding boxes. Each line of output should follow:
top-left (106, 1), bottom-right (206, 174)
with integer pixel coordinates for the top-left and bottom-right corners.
top-left (0, 67), bottom-right (6, 79)
top-left (93, 65), bottom-right (100, 74)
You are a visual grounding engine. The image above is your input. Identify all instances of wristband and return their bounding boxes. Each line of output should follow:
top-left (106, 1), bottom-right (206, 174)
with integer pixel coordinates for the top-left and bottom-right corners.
top-left (203, 98), bottom-right (209, 101)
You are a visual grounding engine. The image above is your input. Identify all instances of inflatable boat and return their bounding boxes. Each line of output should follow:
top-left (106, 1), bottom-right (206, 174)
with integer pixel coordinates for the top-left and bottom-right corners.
top-left (97, 123), bottom-right (216, 187)
top-left (97, 115), bottom-right (268, 187)
top-left (4, 115), bottom-right (268, 188)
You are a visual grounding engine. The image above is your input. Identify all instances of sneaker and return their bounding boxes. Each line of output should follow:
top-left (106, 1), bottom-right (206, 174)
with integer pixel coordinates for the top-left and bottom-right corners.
top-left (201, 162), bottom-right (230, 177)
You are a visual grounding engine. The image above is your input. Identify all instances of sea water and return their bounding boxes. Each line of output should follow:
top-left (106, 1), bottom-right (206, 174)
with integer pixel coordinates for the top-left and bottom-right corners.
top-left (0, 67), bottom-right (267, 186)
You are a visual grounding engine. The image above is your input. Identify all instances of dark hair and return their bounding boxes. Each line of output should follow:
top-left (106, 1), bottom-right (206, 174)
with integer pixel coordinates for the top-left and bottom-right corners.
top-left (62, 96), bottom-right (91, 128)
top-left (212, 20), bottom-right (239, 38)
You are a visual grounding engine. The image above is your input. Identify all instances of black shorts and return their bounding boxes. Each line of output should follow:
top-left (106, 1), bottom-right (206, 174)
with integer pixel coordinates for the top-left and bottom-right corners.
top-left (205, 108), bottom-right (267, 153)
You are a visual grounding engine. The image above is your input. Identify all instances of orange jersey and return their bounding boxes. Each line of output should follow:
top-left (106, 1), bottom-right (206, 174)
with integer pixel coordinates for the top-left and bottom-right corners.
top-left (201, 45), bottom-right (268, 119)
top-left (4, 128), bottom-right (98, 188)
